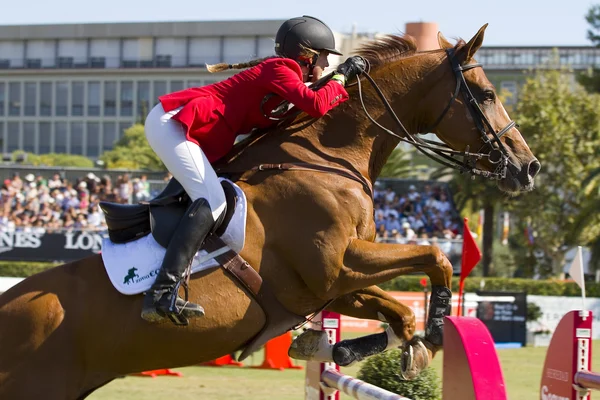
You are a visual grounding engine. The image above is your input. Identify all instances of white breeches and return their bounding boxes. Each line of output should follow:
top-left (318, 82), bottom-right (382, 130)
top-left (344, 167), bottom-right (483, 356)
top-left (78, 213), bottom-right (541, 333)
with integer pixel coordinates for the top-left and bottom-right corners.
top-left (145, 103), bottom-right (226, 221)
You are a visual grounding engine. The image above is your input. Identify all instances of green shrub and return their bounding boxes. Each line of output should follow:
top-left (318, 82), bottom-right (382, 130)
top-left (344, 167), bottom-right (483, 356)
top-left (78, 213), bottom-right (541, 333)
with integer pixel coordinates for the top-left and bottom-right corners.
top-left (0, 261), bottom-right (60, 277)
top-left (378, 275), bottom-right (600, 297)
top-left (358, 349), bottom-right (441, 400)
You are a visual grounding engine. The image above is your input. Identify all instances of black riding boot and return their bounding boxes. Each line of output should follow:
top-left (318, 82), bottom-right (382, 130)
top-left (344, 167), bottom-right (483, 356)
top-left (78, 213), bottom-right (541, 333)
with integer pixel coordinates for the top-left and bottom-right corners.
top-left (141, 198), bottom-right (215, 325)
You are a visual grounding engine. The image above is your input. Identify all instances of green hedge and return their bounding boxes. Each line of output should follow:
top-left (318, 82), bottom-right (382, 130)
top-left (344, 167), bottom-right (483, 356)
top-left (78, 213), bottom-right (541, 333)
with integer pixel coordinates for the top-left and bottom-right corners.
top-left (1, 261), bottom-right (596, 297)
top-left (0, 261), bottom-right (61, 277)
top-left (379, 275), bottom-right (598, 297)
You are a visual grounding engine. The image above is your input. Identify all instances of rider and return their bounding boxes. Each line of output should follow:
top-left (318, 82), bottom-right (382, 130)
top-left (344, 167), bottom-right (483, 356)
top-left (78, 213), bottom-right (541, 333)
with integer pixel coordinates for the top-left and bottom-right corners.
top-left (141, 15), bottom-right (367, 324)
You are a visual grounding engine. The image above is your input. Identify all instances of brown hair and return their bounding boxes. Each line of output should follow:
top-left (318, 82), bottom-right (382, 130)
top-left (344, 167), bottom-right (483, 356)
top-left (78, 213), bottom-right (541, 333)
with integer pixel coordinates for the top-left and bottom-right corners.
top-left (206, 47), bottom-right (320, 73)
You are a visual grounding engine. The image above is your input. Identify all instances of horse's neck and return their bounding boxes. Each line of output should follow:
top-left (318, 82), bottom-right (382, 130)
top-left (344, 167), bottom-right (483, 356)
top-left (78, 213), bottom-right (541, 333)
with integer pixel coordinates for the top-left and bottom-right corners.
top-left (221, 53), bottom-right (443, 180)
top-left (319, 53), bottom-right (444, 181)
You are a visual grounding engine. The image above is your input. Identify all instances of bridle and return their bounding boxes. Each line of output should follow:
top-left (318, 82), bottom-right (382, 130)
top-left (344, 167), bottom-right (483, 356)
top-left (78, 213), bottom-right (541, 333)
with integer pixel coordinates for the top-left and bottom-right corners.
top-left (258, 47), bottom-right (517, 182)
top-left (356, 47), bottom-right (516, 180)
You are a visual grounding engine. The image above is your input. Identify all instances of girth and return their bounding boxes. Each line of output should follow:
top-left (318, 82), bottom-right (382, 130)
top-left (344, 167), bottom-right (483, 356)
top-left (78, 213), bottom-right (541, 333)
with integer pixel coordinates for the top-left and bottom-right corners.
top-left (203, 236), bottom-right (306, 361)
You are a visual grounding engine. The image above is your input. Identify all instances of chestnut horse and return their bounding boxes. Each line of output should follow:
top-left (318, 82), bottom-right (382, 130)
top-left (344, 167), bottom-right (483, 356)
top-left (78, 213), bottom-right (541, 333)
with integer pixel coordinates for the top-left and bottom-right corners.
top-left (0, 25), bottom-right (539, 399)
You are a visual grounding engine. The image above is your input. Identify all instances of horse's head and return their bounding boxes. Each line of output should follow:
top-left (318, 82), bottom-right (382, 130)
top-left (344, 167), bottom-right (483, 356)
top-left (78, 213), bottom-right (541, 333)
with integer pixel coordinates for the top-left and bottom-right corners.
top-left (423, 24), bottom-right (539, 194)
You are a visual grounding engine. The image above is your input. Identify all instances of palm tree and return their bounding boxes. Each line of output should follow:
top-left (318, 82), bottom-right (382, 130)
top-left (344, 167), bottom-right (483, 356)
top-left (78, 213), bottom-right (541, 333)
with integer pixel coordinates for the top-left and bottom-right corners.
top-left (379, 147), bottom-right (429, 179)
top-left (568, 167), bottom-right (600, 271)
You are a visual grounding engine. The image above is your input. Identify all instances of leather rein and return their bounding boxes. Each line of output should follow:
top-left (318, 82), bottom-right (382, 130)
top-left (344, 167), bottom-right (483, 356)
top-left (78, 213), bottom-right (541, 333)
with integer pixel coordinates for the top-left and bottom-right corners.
top-left (218, 47), bottom-right (515, 194)
top-left (355, 47), bottom-right (514, 180)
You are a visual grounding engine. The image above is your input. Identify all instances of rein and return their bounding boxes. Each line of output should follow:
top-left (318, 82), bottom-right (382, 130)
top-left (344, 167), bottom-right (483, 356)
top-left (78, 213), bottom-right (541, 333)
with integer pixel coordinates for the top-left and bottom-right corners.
top-left (355, 48), bottom-right (514, 180)
top-left (221, 48), bottom-right (515, 197)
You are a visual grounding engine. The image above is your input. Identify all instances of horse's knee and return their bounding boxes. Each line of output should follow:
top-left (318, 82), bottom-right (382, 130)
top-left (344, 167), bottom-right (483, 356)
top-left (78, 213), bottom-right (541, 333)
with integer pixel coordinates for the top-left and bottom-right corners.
top-left (389, 310), bottom-right (416, 343)
top-left (428, 246), bottom-right (453, 286)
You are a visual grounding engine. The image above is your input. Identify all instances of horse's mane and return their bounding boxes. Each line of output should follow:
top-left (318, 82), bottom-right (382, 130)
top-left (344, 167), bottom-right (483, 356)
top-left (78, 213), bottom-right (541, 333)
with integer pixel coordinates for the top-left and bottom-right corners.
top-left (357, 35), bottom-right (419, 68)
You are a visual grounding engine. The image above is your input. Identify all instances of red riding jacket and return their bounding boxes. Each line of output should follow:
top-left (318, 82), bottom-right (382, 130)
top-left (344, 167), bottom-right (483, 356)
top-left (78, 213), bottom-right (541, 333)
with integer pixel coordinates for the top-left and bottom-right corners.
top-left (158, 57), bottom-right (349, 163)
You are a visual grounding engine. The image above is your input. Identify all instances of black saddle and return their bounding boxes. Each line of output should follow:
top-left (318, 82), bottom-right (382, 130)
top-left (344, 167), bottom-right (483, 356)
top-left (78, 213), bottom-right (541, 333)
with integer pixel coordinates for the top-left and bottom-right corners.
top-left (99, 178), bottom-right (238, 248)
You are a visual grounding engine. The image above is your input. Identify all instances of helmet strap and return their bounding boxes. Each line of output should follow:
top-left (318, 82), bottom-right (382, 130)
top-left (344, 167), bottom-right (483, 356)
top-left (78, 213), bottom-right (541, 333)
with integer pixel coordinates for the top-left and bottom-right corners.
top-left (297, 54), bottom-right (319, 80)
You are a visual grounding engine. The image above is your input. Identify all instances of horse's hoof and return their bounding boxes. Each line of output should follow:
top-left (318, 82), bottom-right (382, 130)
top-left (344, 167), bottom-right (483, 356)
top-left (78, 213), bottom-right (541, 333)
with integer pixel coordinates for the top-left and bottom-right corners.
top-left (289, 329), bottom-right (333, 361)
top-left (399, 337), bottom-right (430, 380)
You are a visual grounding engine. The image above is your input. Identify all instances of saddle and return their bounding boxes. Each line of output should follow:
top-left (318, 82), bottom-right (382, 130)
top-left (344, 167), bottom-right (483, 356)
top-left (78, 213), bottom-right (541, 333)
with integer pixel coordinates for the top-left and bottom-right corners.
top-left (99, 178), bottom-right (236, 248)
top-left (98, 178), bottom-right (306, 361)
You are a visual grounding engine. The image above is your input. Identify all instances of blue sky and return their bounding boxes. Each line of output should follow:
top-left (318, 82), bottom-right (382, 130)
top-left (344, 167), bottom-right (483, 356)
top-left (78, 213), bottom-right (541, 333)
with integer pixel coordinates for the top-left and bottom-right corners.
top-left (1, 0), bottom-right (597, 46)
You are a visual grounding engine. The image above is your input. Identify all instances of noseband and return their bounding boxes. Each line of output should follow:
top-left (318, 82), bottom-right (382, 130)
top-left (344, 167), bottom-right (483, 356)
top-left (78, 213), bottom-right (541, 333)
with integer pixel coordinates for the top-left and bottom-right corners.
top-left (356, 48), bottom-right (515, 180)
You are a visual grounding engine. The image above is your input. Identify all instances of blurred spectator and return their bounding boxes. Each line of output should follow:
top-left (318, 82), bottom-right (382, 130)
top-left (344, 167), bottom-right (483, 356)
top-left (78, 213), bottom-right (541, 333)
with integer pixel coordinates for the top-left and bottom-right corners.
top-left (0, 170), bottom-right (163, 233)
top-left (373, 182), bottom-right (460, 242)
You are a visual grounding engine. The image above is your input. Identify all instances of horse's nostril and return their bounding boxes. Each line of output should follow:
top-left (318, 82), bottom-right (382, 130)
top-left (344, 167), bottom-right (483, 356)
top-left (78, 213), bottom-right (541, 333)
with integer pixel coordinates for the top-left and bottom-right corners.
top-left (528, 159), bottom-right (541, 178)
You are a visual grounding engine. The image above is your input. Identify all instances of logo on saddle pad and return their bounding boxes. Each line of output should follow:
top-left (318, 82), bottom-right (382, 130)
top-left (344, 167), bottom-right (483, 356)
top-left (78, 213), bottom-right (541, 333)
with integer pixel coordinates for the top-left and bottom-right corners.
top-left (123, 267), bottom-right (160, 286)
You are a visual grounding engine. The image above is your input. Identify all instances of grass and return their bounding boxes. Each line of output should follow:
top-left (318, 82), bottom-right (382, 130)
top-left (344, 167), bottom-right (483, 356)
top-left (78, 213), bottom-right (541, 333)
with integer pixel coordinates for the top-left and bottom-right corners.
top-left (89, 340), bottom-right (600, 400)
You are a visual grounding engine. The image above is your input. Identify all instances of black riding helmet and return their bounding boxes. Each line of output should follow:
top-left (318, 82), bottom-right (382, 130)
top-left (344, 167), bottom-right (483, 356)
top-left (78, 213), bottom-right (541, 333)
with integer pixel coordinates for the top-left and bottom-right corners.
top-left (275, 15), bottom-right (343, 62)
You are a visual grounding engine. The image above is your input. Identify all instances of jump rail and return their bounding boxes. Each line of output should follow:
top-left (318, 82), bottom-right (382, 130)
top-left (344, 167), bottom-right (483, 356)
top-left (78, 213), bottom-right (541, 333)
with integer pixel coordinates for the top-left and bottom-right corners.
top-left (540, 310), bottom-right (599, 400)
top-left (305, 311), bottom-right (507, 400)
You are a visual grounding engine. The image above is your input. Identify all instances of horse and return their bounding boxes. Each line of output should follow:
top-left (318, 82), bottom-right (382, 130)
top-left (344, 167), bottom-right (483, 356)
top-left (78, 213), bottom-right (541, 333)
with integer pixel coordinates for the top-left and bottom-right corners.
top-left (0, 24), bottom-right (539, 399)
top-left (123, 267), bottom-right (139, 285)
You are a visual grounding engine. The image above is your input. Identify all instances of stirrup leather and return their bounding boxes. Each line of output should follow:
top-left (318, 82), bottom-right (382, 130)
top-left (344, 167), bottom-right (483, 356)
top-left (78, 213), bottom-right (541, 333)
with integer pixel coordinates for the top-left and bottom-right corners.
top-left (165, 280), bottom-right (191, 326)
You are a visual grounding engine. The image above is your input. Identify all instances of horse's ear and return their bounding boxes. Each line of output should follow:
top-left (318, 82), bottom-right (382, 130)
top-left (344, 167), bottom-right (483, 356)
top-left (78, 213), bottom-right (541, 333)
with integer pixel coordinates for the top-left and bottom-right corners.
top-left (460, 23), bottom-right (488, 60)
top-left (437, 32), bottom-right (453, 49)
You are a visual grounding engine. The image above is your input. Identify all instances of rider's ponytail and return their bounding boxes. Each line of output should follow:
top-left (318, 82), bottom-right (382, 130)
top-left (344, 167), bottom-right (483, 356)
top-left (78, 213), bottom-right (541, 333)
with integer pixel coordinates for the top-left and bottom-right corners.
top-left (206, 47), bottom-right (319, 73)
top-left (206, 57), bottom-right (272, 73)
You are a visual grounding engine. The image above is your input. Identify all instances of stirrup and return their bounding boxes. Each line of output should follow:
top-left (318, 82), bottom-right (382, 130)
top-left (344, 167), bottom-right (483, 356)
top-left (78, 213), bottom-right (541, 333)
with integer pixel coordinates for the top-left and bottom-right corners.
top-left (166, 280), bottom-right (190, 326)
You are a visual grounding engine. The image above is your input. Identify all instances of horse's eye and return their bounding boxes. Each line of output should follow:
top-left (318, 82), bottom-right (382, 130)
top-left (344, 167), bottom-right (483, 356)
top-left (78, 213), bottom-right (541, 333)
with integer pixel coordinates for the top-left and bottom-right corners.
top-left (483, 90), bottom-right (495, 103)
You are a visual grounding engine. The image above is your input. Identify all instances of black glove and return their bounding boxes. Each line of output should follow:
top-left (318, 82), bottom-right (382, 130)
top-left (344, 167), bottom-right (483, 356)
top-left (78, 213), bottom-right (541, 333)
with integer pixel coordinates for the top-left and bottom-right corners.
top-left (336, 56), bottom-right (366, 82)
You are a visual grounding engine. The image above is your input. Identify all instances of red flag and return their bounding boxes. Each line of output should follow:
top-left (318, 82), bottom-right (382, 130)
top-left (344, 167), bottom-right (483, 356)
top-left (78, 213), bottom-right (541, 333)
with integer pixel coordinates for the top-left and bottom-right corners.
top-left (457, 217), bottom-right (482, 316)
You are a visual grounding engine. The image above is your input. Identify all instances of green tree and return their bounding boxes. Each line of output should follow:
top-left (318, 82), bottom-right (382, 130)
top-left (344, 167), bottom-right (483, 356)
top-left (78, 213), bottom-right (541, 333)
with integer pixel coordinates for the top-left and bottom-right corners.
top-left (568, 167), bottom-right (600, 271)
top-left (577, 5), bottom-right (600, 93)
top-left (12, 151), bottom-right (94, 167)
top-left (380, 148), bottom-right (428, 179)
top-left (586, 5), bottom-right (600, 45)
top-left (509, 67), bottom-right (600, 276)
top-left (100, 124), bottom-right (165, 170)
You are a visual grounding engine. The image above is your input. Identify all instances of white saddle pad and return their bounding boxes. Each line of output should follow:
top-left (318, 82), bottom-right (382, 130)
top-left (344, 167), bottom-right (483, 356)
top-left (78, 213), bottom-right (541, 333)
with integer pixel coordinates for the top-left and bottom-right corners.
top-left (101, 178), bottom-right (247, 295)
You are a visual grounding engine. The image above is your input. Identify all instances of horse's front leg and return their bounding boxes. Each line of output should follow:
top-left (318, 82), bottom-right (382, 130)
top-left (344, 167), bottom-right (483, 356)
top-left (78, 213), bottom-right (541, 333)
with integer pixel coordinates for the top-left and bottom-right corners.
top-left (335, 240), bottom-right (453, 379)
top-left (290, 286), bottom-right (412, 363)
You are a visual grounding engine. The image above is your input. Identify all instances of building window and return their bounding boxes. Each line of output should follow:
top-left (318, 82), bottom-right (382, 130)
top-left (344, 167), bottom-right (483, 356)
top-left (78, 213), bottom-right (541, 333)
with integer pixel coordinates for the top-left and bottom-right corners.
top-left (55, 81), bottom-right (68, 116)
top-left (88, 82), bottom-right (100, 116)
top-left (87, 122), bottom-right (100, 157)
top-left (119, 122), bottom-right (130, 140)
top-left (104, 81), bottom-right (117, 116)
top-left (153, 81), bottom-right (167, 104)
top-left (40, 82), bottom-right (52, 116)
top-left (188, 80), bottom-right (202, 88)
top-left (7, 121), bottom-right (20, 152)
top-left (500, 81), bottom-right (518, 105)
top-left (103, 121), bottom-right (117, 152)
top-left (23, 122), bottom-right (36, 153)
top-left (0, 82), bottom-right (5, 116)
top-left (170, 80), bottom-right (184, 92)
top-left (9, 82), bottom-right (21, 116)
top-left (38, 122), bottom-right (51, 153)
top-left (0, 122), bottom-right (4, 151)
top-left (71, 82), bottom-right (84, 116)
top-left (70, 122), bottom-right (84, 155)
top-left (137, 81), bottom-right (150, 120)
top-left (120, 81), bottom-right (133, 116)
top-left (24, 82), bottom-right (36, 116)
top-left (54, 122), bottom-right (68, 153)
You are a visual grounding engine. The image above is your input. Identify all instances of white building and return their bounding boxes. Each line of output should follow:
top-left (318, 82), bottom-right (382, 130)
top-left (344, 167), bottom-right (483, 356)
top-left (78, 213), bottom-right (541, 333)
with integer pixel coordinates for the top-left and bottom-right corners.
top-left (2, 20), bottom-right (600, 158)
top-left (0, 20), bottom-right (289, 158)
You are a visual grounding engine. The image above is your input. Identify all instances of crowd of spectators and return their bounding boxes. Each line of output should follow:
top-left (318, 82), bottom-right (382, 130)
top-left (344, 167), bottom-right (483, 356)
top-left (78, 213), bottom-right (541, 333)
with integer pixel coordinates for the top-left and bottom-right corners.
top-left (373, 183), bottom-right (462, 244)
top-left (0, 171), bottom-right (153, 233)
top-left (0, 170), bottom-right (462, 247)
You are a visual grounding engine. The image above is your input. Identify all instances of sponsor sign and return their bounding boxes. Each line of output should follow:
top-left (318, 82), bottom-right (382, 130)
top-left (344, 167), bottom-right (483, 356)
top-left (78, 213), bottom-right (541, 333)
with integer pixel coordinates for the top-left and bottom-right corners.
top-left (0, 230), bottom-right (106, 262)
